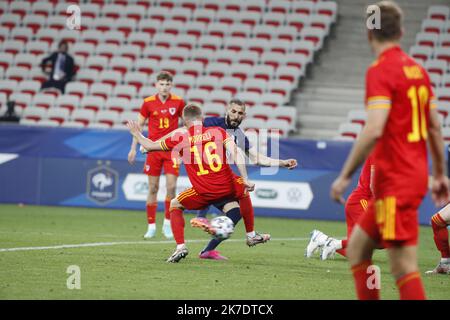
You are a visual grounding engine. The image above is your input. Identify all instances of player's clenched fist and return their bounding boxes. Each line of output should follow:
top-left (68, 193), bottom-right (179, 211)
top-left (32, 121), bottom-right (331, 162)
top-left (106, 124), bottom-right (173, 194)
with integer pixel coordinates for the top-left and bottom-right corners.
top-left (244, 180), bottom-right (255, 192)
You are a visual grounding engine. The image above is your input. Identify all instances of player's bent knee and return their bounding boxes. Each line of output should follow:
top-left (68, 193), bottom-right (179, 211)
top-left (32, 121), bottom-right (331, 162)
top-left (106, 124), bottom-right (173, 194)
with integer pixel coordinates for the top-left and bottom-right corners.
top-left (223, 201), bottom-right (239, 213)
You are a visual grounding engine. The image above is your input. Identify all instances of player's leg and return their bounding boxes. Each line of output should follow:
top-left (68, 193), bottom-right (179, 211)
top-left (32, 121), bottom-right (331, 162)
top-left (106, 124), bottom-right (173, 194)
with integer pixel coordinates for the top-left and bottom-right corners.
top-left (347, 225), bottom-right (379, 300)
top-left (321, 197), bottom-right (367, 260)
top-left (240, 194), bottom-right (271, 247)
top-left (305, 229), bottom-right (330, 258)
top-left (144, 174), bottom-right (160, 239)
top-left (388, 245), bottom-right (425, 299)
top-left (166, 197), bottom-right (188, 263)
top-left (161, 173), bottom-right (178, 239)
top-left (199, 201), bottom-right (243, 260)
top-left (428, 204), bottom-right (450, 274)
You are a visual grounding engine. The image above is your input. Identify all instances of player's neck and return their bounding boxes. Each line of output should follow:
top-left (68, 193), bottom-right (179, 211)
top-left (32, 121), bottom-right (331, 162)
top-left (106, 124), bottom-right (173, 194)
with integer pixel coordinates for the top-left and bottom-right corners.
top-left (158, 93), bottom-right (170, 103)
top-left (188, 120), bottom-right (203, 128)
top-left (374, 41), bottom-right (399, 58)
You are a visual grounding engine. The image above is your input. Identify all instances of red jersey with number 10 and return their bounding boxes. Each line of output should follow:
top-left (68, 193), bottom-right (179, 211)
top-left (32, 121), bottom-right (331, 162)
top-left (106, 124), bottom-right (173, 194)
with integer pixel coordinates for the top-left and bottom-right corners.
top-left (160, 125), bottom-right (236, 196)
top-left (139, 93), bottom-right (185, 141)
top-left (365, 46), bottom-right (436, 198)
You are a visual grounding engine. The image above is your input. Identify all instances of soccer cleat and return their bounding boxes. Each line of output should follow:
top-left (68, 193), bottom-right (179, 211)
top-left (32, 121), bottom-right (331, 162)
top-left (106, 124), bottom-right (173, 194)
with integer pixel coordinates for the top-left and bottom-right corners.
top-left (166, 246), bottom-right (189, 263)
top-left (246, 232), bottom-right (271, 247)
top-left (425, 262), bottom-right (450, 275)
top-left (199, 250), bottom-right (228, 260)
top-left (321, 238), bottom-right (338, 260)
top-left (162, 223), bottom-right (174, 239)
top-left (190, 217), bottom-right (216, 236)
top-left (305, 229), bottom-right (328, 258)
top-left (143, 228), bottom-right (156, 239)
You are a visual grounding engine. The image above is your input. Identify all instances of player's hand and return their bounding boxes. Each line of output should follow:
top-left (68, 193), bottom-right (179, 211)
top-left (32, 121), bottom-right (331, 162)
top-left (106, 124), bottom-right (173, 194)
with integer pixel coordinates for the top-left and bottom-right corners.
top-left (126, 120), bottom-right (141, 137)
top-left (127, 148), bottom-right (136, 165)
top-left (431, 175), bottom-right (450, 207)
top-left (282, 159), bottom-right (298, 170)
top-left (330, 175), bottom-right (351, 205)
top-left (244, 180), bottom-right (255, 192)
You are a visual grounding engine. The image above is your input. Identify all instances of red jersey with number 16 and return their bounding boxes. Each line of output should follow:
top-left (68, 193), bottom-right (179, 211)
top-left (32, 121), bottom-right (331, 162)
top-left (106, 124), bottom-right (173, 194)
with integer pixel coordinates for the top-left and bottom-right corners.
top-left (365, 46), bottom-right (436, 198)
top-left (139, 94), bottom-right (185, 141)
top-left (160, 125), bottom-right (236, 196)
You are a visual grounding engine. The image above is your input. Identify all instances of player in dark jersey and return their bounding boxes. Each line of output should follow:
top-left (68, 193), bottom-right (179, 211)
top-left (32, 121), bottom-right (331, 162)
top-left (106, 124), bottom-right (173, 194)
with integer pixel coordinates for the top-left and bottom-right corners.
top-left (331, 1), bottom-right (449, 300)
top-left (127, 103), bottom-right (254, 263)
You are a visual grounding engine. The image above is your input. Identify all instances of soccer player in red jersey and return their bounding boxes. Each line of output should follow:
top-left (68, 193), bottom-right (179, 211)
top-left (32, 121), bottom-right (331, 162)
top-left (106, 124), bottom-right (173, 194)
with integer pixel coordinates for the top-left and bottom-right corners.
top-left (306, 156), bottom-right (374, 260)
top-left (427, 204), bottom-right (450, 274)
top-left (127, 71), bottom-right (185, 240)
top-left (331, 1), bottom-right (449, 300)
top-left (127, 103), bottom-right (255, 263)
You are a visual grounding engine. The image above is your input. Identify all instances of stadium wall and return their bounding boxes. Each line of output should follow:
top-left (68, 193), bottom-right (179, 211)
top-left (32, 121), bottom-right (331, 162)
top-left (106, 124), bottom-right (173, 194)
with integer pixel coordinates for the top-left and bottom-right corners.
top-left (0, 124), bottom-right (444, 225)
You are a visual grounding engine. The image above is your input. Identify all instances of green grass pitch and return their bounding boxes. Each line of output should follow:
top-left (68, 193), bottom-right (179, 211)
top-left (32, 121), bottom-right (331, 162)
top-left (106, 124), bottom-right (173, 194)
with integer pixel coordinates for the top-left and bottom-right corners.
top-left (0, 204), bottom-right (448, 300)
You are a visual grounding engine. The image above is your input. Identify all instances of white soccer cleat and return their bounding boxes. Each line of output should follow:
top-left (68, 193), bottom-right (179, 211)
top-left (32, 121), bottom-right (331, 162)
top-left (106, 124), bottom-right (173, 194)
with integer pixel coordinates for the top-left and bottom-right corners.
top-left (167, 246), bottom-right (189, 263)
top-left (305, 229), bottom-right (328, 258)
top-left (162, 223), bottom-right (174, 239)
top-left (321, 238), bottom-right (338, 260)
top-left (143, 228), bottom-right (156, 239)
top-left (425, 262), bottom-right (450, 275)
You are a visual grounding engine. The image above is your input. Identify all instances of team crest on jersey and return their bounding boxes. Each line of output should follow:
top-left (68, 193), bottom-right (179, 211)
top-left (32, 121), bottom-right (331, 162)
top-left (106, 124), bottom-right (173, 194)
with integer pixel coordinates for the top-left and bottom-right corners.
top-left (169, 107), bottom-right (176, 115)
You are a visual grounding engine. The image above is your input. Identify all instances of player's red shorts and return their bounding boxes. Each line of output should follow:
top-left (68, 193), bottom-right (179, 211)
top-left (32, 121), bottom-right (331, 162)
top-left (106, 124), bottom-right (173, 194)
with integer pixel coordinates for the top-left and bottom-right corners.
top-left (143, 151), bottom-right (179, 177)
top-left (357, 195), bottom-right (422, 248)
top-left (345, 191), bottom-right (370, 239)
top-left (177, 176), bottom-right (247, 210)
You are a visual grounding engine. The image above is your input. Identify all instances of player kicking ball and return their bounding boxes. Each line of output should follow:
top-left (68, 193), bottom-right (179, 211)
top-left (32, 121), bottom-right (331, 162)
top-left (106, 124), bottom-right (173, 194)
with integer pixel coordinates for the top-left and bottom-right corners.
top-left (127, 103), bottom-right (255, 263)
top-left (306, 156), bottom-right (374, 260)
top-left (426, 203), bottom-right (450, 274)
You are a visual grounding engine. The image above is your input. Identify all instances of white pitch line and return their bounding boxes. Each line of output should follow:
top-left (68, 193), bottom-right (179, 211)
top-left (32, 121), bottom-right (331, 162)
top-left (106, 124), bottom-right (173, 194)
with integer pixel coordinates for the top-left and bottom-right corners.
top-left (0, 237), bottom-right (311, 253)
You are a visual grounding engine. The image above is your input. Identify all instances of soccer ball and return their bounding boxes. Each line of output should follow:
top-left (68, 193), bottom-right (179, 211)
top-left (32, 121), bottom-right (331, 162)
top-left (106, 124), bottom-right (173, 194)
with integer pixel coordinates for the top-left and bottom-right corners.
top-left (210, 216), bottom-right (234, 240)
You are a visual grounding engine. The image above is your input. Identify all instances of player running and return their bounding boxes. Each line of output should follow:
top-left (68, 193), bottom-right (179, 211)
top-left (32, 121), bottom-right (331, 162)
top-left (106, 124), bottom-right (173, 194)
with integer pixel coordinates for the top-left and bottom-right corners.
top-left (331, 1), bottom-right (449, 300)
top-left (190, 99), bottom-right (297, 260)
top-left (306, 156), bottom-right (374, 260)
top-left (127, 103), bottom-right (255, 263)
top-left (127, 71), bottom-right (185, 240)
top-left (427, 204), bottom-right (450, 274)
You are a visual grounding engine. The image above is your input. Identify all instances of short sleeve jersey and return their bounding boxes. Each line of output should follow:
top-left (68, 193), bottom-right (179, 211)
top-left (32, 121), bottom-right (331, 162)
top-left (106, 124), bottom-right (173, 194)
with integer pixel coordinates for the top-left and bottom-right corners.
top-left (160, 125), bottom-right (236, 196)
top-left (139, 93), bottom-right (185, 141)
top-left (365, 46), bottom-right (436, 198)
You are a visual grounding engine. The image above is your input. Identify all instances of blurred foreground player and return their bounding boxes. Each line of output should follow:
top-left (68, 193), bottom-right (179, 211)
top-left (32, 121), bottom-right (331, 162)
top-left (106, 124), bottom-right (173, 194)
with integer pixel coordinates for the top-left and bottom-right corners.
top-left (127, 71), bottom-right (185, 239)
top-left (191, 100), bottom-right (297, 259)
top-left (306, 156), bottom-right (374, 260)
top-left (127, 103), bottom-right (255, 263)
top-left (427, 203), bottom-right (450, 274)
top-left (331, 1), bottom-right (449, 300)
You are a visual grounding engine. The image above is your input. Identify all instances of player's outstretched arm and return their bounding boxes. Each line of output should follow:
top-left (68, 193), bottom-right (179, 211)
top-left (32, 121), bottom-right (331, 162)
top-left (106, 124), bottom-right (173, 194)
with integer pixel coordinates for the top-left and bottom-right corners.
top-left (427, 108), bottom-right (450, 206)
top-left (127, 120), bottom-right (163, 152)
top-left (128, 114), bottom-right (146, 165)
top-left (225, 139), bottom-right (255, 192)
top-left (247, 146), bottom-right (297, 169)
top-left (331, 108), bottom-right (389, 204)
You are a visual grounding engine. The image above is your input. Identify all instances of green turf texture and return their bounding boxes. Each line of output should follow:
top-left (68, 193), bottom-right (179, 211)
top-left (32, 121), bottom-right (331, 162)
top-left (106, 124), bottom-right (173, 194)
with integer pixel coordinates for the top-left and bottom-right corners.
top-left (0, 204), bottom-right (448, 300)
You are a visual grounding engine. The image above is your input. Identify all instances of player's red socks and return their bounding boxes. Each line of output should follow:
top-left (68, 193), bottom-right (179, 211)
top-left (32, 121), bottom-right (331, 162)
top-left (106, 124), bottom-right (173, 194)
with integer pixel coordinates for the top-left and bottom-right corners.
top-left (146, 203), bottom-right (157, 224)
top-left (431, 213), bottom-right (450, 258)
top-left (396, 272), bottom-right (426, 300)
top-left (239, 195), bottom-right (254, 233)
top-left (164, 198), bottom-right (171, 220)
top-left (170, 208), bottom-right (185, 245)
top-left (337, 239), bottom-right (348, 257)
top-left (350, 260), bottom-right (380, 300)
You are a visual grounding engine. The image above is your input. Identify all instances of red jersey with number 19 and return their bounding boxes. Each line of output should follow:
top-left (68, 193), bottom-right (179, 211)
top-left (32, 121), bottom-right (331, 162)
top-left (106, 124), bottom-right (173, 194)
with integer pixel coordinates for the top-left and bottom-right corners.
top-left (139, 94), bottom-right (185, 140)
top-left (160, 125), bottom-right (236, 196)
top-left (365, 46), bottom-right (436, 198)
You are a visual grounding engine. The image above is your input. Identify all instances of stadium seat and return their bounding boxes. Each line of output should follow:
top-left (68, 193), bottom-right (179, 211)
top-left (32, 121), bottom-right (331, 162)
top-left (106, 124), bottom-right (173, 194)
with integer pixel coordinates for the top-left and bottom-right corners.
top-left (58, 29), bottom-right (80, 45)
top-left (425, 59), bottom-right (447, 75)
top-left (290, 40), bottom-right (315, 61)
top-left (9, 93), bottom-right (33, 111)
top-left (435, 47), bottom-right (450, 63)
top-left (267, 80), bottom-right (295, 99)
top-left (421, 19), bottom-right (445, 34)
top-left (6, 67), bottom-right (29, 82)
top-left (113, 84), bottom-right (137, 100)
top-left (47, 107), bottom-right (70, 124)
top-left (97, 70), bottom-right (122, 87)
top-left (71, 109), bottom-right (96, 126)
top-left (90, 83), bottom-right (113, 100)
top-left (236, 50), bottom-right (259, 66)
top-left (32, 93), bottom-right (55, 109)
top-left (65, 82), bottom-right (89, 99)
top-left (11, 27), bottom-right (34, 44)
top-left (430, 73), bottom-right (442, 88)
top-left (218, 77), bottom-right (243, 96)
top-left (206, 23), bottom-right (229, 38)
top-left (427, 5), bottom-right (449, 21)
top-left (439, 34), bottom-right (450, 47)
top-left (347, 109), bottom-right (367, 126)
top-left (260, 93), bottom-right (284, 108)
top-left (442, 73), bottom-right (450, 88)
top-left (80, 95), bottom-right (105, 112)
top-left (275, 66), bottom-right (303, 86)
top-left (105, 97), bottom-right (130, 113)
top-left (246, 105), bottom-right (273, 121)
top-left (243, 78), bottom-right (268, 95)
top-left (209, 90), bottom-right (232, 105)
top-left (236, 92), bottom-right (262, 106)
top-left (102, 30), bottom-right (125, 46)
top-left (95, 110), bottom-right (119, 127)
top-left (30, 2), bottom-right (53, 17)
top-left (338, 123), bottom-right (362, 139)
top-left (61, 121), bottom-right (86, 128)
top-left (409, 45), bottom-right (433, 62)
top-left (251, 65), bottom-right (275, 82)
top-left (198, 35), bottom-right (223, 51)
top-left (268, 39), bottom-right (292, 55)
top-left (195, 76), bottom-right (219, 92)
top-left (263, 12), bottom-right (286, 27)
top-left (212, 50), bottom-right (238, 65)
top-left (241, 118), bottom-right (266, 133)
top-left (266, 119), bottom-right (290, 137)
top-left (416, 32), bottom-right (439, 47)
top-left (437, 87), bottom-right (450, 102)
top-left (85, 56), bottom-right (109, 72)
top-left (17, 80), bottom-right (41, 96)
top-left (124, 72), bottom-right (148, 91)
top-left (55, 95), bottom-right (80, 112)
top-left (228, 63), bottom-right (253, 81)
top-left (204, 103), bottom-right (225, 117)
top-left (0, 14), bottom-right (21, 31)
top-left (10, 2), bottom-right (31, 18)
top-left (315, 1), bottom-right (338, 22)
top-left (238, 11), bottom-right (262, 27)
top-left (0, 80), bottom-right (18, 96)
top-left (22, 106), bottom-right (47, 122)
top-left (224, 37), bottom-right (247, 52)
top-left (186, 88), bottom-right (208, 104)
top-left (128, 32), bottom-right (152, 50)
top-left (158, 59), bottom-right (182, 75)
top-left (271, 105), bottom-right (297, 129)
top-left (119, 110), bottom-right (137, 124)
top-left (300, 27), bottom-right (326, 50)
top-left (206, 63), bottom-right (231, 79)
top-left (80, 29), bottom-right (105, 46)
top-left (2, 40), bottom-right (23, 55)
top-left (286, 14), bottom-right (311, 32)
